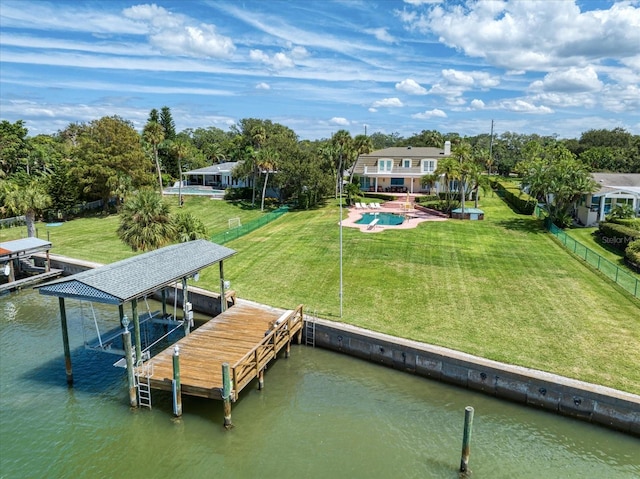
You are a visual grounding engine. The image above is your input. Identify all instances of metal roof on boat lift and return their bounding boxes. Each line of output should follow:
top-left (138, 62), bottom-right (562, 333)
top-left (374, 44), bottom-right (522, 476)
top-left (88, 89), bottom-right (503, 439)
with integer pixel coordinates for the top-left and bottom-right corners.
top-left (37, 239), bottom-right (236, 305)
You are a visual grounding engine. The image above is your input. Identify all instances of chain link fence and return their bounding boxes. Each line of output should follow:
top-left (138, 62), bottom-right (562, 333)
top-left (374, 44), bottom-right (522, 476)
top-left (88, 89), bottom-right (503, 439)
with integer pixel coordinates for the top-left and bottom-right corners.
top-left (210, 206), bottom-right (289, 245)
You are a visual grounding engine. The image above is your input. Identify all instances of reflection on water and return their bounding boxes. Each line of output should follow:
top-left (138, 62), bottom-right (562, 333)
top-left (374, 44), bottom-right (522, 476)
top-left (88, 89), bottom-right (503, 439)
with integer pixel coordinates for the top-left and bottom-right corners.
top-left (1, 289), bottom-right (638, 479)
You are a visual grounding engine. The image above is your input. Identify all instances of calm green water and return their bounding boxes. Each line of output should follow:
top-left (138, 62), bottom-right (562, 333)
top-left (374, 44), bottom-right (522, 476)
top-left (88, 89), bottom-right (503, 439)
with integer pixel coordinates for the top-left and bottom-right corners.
top-left (1, 289), bottom-right (639, 479)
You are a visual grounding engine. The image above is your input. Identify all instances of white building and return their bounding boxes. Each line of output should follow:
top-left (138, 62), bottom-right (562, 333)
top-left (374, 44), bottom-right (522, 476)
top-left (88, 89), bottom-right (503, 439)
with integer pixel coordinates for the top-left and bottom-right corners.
top-left (576, 173), bottom-right (640, 226)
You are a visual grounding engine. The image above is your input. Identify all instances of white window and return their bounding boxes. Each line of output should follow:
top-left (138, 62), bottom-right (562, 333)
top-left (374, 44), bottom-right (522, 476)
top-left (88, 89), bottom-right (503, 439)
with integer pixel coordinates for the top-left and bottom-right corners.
top-left (378, 159), bottom-right (393, 172)
top-left (421, 160), bottom-right (435, 173)
top-left (402, 159), bottom-right (411, 168)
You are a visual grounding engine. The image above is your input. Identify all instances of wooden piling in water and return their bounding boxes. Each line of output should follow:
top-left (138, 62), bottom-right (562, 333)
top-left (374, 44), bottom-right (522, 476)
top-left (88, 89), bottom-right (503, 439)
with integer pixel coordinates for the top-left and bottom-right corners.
top-left (222, 362), bottom-right (233, 429)
top-left (172, 346), bottom-right (182, 416)
top-left (258, 369), bottom-right (264, 390)
top-left (123, 329), bottom-right (137, 407)
top-left (460, 406), bottom-right (474, 474)
top-left (58, 297), bottom-right (73, 386)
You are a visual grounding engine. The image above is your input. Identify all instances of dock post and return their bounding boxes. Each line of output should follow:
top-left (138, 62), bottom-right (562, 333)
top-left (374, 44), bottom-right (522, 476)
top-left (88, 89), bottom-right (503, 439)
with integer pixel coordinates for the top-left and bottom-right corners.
top-left (460, 406), bottom-right (474, 474)
top-left (258, 369), bottom-right (264, 390)
top-left (58, 297), bottom-right (73, 386)
top-left (122, 324), bottom-right (137, 407)
top-left (161, 289), bottom-right (167, 317)
top-left (222, 362), bottom-right (233, 429)
top-left (131, 299), bottom-right (142, 362)
top-left (172, 346), bottom-right (182, 416)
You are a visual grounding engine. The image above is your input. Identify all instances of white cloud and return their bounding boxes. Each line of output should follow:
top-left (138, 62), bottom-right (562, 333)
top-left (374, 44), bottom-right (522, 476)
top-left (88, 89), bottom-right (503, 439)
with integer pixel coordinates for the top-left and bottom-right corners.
top-left (256, 82), bottom-right (271, 90)
top-left (365, 27), bottom-right (395, 43)
top-left (500, 99), bottom-right (553, 114)
top-left (396, 78), bottom-right (427, 95)
top-left (122, 4), bottom-right (235, 58)
top-left (442, 69), bottom-right (499, 88)
top-left (529, 67), bottom-right (603, 93)
top-left (402, 0), bottom-right (640, 71)
top-left (330, 117), bottom-right (350, 126)
top-left (470, 99), bottom-right (485, 109)
top-left (368, 107), bottom-right (378, 113)
top-left (411, 108), bottom-right (447, 119)
top-left (250, 49), bottom-right (295, 69)
top-left (371, 97), bottom-right (404, 108)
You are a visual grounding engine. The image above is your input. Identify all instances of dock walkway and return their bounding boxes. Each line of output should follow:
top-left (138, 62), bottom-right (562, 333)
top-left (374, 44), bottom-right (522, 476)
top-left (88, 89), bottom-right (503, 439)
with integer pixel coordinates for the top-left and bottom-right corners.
top-left (139, 302), bottom-right (304, 401)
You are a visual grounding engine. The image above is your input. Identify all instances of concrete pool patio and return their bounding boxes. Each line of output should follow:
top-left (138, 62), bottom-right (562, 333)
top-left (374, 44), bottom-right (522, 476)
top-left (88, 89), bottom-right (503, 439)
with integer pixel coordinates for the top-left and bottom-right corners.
top-left (342, 200), bottom-right (448, 233)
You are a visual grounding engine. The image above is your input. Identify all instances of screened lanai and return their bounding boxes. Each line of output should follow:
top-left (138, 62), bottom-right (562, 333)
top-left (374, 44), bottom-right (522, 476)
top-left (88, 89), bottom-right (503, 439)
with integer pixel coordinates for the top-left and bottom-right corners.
top-left (37, 239), bottom-right (236, 385)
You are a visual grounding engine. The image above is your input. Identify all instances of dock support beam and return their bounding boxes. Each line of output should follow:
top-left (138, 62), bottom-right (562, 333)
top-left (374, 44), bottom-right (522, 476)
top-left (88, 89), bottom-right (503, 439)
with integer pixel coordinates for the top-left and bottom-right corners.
top-left (123, 327), bottom-right (137, 407)
top-left (161, 289), bottom-right (167, 318)
top-left (460, 406), bottom-right (474, 474)
top-left (222, 362), bottom-right (233, 429)
top-left (58, 297), bottom-right (73, 386)
top-left (131, 299), bottom-right (142, 363)
top-left (172, 346), bottom-right (182, 417)
top-left (182, 278), bottom-right (190, 335)
top-left (219, 261), bottom-right (227, 313)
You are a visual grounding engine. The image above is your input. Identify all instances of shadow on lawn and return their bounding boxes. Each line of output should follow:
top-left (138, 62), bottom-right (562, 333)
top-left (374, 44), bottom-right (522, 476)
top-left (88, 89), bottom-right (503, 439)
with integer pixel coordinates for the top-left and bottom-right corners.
top-left (494, 217), bottom-right (545, 234)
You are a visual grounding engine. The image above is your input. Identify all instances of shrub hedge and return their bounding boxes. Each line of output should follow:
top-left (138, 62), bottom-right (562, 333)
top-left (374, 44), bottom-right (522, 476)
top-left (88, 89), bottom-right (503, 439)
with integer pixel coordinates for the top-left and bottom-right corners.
top-left (598, 221), bottom-right (640, 252)
top-left (608, 218), bottom-right (640, 231)
top-left (491, 179), bottom-right (536, 215)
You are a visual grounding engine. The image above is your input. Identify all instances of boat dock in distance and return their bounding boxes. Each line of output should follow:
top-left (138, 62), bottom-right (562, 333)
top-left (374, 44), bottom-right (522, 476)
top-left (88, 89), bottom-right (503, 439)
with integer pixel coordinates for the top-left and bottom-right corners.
top-left (135, 302), bottom-right (304, 426)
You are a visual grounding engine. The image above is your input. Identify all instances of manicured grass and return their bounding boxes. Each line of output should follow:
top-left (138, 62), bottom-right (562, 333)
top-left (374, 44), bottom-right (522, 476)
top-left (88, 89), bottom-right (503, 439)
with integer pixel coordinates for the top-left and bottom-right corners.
top-left (0, 197), bottom-right (268, 263)
top-left (2, 194), bottom-right (639, 394)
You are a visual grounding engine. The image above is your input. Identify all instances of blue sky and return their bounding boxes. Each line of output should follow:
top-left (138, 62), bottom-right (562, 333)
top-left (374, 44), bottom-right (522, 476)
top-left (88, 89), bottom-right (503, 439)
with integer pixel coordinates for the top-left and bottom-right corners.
top-left (1, 0), bottom-right (639, 141)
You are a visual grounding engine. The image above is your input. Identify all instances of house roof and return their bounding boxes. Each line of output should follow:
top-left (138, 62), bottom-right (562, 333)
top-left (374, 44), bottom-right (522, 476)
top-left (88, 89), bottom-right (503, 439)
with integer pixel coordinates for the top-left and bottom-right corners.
top-left (37, 239), bottom-right (236, 305)
top-left (592, 173), bottom-right (640, 196)
top-left (184, 161), bottom-right (239, 175)
top-left (592, 173), bottom-right (640, 188)
top-left (0, 238), bottom-right (52, 260)
top-left (352, 146), bottom-right (449, 175)
top-left (361, 146), bottom-right (447, 158)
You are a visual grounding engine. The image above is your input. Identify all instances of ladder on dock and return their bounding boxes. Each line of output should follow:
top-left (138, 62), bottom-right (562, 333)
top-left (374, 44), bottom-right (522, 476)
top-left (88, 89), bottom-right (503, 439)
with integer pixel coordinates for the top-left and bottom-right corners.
top-left (305, 311), bottom-right (316, 347)
top-left (135, 361), bottom-right (153, 409)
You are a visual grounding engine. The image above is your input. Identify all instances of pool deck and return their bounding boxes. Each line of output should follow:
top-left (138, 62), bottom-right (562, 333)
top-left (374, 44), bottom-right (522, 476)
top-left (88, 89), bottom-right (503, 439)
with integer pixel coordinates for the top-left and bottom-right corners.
top-left (342, 200), bottom-right (447, 233)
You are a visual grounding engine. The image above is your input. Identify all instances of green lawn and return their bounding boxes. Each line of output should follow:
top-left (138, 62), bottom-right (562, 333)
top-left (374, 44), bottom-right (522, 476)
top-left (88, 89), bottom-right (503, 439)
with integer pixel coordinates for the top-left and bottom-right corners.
top-left (2, 194), bottom-right (639, 394)
top-left (566, 226), bottom-right (640, 277)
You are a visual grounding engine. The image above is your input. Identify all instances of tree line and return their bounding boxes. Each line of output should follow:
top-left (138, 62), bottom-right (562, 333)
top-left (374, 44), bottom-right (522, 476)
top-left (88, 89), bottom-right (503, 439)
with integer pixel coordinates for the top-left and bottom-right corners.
top-left (1, 108), bottom-right (638, 236)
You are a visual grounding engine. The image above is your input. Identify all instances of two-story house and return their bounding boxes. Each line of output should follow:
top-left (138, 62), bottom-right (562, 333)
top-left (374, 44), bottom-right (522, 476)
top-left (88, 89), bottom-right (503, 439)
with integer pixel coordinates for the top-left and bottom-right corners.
top-left (351, 142), bottom-right (451, 194)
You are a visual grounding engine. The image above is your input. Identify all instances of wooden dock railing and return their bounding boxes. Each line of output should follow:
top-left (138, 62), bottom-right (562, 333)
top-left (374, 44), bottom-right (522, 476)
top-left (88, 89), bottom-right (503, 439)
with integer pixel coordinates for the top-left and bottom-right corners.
top-left (230, 304), bottom-right (304, 400)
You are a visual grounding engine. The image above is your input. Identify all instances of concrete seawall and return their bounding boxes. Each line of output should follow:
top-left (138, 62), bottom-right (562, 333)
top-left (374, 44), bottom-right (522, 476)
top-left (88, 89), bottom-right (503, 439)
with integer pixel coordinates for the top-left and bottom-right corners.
top-left (36, 254), bottom-right (639, 436)
top-left (308, 316), bottom-right (640, 437)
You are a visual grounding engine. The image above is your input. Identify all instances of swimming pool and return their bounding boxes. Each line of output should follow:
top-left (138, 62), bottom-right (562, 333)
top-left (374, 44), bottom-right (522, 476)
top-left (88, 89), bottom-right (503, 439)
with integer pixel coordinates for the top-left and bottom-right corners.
top-left (163, 186), bottom-right (225, 196)
top-left (355, 212), bottom-right (404, 226)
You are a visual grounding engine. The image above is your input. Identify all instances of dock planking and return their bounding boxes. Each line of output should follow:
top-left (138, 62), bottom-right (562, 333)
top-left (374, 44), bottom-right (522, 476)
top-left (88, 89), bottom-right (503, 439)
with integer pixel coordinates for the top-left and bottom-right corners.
top-left (138, 302), bottom-right (304, 401)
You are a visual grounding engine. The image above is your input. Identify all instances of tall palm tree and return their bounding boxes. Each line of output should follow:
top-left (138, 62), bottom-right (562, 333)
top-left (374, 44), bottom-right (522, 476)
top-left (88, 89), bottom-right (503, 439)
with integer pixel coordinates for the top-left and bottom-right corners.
top-left (171, 140), bottom-right (190, 207)
top-left (250, 126), bottom-right (267, 206)
top-left (142, 121), bottom-right (165, 193)
top-left (1, 178), bottom-right (51, 237)
top-left (452, 143), bottom-right (473, 214)
top-left (434, 157), bottom-right (461, 214)
top-left (349, 134), bottom-right (373, 184)
top-left (257, 147), bottom-right (279, 211)
top-left (117, 189), bottom-right (176, 251)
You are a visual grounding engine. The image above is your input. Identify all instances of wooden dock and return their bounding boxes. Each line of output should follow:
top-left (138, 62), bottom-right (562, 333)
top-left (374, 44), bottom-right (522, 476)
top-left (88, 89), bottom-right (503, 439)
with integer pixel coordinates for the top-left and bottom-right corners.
top-left (138, 302), bottom-right (304, 402)
top-left (0, 268), bottom-right (63, 294)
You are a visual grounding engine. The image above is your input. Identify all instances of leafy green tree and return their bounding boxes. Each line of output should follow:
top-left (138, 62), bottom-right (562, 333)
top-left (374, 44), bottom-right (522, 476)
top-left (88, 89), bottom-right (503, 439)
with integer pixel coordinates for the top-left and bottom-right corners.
top-left (172, 211), bottom-right (207, 242)
top-left (70, 116), bottom-right (153, 206)
top-left (0, 120), bottom-right (29, 177)
top-left (117, 189), bottom-right (176, 251)
top-left (519, 143), bottom-right (598, 228)
top-left (1, 177), bottom-right (52, 237)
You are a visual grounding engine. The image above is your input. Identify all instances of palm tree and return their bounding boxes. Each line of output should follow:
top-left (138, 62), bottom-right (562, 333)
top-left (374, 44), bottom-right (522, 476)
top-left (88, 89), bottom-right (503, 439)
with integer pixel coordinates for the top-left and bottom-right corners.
top-left (172, 211), bottom-right (207, 242)
top-left (142, 121), bottom-right (165, 193)
top-left (250, 126), bottom-right (266, 206)
top-left (257, 147), bottom-right (279, 211)
top-left (434, 157), bottom-right (461, 214)
top-left (349, 134), bottom-right (373, 184)
top-left (117, 189), bottom-right (176, 251)
top-left (1, 178), bottom-right (51, 237)
top-left (171, 140), bottom-right (190, 207)
top-left (452, 143), bottom-right (473, 214)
